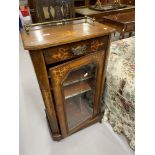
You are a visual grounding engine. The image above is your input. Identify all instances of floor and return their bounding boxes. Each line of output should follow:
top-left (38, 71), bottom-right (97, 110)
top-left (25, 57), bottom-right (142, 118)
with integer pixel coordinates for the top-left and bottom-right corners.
top-left (19, 35), bottom-right (134, 155)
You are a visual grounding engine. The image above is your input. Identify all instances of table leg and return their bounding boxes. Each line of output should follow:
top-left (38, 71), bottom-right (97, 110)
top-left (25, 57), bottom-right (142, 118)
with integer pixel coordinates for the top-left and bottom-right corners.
top-left (119, 32), bottom-right (125, 39)
top-left (119, 25), bottom-right (127, 39)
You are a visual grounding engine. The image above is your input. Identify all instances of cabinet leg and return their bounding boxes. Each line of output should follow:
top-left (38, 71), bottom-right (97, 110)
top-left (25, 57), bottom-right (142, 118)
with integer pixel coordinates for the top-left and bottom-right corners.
top-left (45, 109), bottom-right (62, 141)
top-left (129, 32), bottom-right (132, 37)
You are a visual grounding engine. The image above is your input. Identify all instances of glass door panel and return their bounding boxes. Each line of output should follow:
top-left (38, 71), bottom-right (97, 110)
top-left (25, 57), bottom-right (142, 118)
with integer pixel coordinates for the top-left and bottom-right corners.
top-left (63, 63), bottom-right (96, 130)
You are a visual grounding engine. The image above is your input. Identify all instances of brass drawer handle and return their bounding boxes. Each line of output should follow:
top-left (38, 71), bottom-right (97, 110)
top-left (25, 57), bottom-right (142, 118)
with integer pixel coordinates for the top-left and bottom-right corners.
top-left (71, 45), bottom-right (87, 55)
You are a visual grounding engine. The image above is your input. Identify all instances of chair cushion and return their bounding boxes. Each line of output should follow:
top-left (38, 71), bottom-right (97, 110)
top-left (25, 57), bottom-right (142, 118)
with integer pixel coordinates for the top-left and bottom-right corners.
top-left (105, 37), bottom-right (135, 110)
top-left (103, 37), bottom-right (135, 150)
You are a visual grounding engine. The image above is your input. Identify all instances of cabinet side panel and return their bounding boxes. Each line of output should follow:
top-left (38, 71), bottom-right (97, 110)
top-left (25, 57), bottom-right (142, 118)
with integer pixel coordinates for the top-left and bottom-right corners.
top-left (29, 50), bottom-right (60, 135)
top-left (100, 34), bottom-right (112, 114)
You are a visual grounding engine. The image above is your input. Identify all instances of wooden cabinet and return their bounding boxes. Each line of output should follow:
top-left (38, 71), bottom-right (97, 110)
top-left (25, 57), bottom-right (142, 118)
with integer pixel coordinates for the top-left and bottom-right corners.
top-left (21, 18), bottom-right (114, 140)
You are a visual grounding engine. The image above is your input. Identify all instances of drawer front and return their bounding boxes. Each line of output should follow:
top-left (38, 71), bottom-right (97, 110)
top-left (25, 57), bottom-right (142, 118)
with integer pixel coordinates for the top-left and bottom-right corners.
top-left (43, 36), bottom-right (108, 65)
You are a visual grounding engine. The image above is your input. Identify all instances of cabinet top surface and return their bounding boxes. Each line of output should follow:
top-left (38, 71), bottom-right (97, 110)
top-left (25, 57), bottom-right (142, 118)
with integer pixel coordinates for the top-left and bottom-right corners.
top-left (20, 19), bottom-right (114, 50)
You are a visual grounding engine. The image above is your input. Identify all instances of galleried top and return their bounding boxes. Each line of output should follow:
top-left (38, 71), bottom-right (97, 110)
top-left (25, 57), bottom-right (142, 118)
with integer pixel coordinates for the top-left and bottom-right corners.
top-left (21, 17), bottom-right (115, 50)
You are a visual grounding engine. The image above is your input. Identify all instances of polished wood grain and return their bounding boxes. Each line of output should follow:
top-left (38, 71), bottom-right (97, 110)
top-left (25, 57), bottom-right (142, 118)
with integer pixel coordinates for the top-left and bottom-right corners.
top-left (43, 36), bottom-right (108, 64)
top-left (99, 31), bottom-right (112, 114)
top-left (20, 19), bottom-right (114, 50)
top-left (29, 51), bottom-right (60, 138)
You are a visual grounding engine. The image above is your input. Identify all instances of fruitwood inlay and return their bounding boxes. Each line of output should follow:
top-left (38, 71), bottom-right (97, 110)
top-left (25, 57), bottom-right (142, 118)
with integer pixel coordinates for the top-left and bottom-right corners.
top-left (43, 36), bottom-right (108, 64)
top-left (50, 52), bottom-right (104, 87)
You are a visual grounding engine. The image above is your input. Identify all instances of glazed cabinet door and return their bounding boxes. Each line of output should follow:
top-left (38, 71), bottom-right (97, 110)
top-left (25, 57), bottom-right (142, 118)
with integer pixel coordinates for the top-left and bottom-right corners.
top-left (49, 51), bottom-right (105, 137)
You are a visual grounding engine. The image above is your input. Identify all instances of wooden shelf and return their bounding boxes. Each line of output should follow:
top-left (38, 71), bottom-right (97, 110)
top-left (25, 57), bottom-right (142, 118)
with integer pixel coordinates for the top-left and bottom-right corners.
top-left (64, 81), bottom-right (92, 99)
top-left (48, 69), bottom-right (93, 86)
top-left (63, 69), bottom-right (92, 86)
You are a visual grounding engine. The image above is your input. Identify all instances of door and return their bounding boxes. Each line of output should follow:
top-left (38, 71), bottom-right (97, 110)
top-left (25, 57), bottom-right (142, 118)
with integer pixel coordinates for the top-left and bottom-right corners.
top-left (49, 51), bottom-right (105, 138)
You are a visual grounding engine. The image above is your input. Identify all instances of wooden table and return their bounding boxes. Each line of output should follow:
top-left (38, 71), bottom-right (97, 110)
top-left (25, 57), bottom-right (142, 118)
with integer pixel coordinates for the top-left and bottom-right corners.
top-left (75, 5), bottom-right (135, 39)
top-left (75, 5), bottom-right (135, 22)
top-left (102, 11), bottom-right (135, 39)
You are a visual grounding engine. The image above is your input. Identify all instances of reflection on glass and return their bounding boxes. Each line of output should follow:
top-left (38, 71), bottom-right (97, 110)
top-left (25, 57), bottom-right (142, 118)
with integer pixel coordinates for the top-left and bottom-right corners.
top-left (63, 63), bottom-right (96, 130)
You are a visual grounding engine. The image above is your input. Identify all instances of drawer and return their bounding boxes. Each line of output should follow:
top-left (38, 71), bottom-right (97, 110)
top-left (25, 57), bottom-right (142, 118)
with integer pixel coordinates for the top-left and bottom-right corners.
top-left (43, 36), bottom-right (108, 65)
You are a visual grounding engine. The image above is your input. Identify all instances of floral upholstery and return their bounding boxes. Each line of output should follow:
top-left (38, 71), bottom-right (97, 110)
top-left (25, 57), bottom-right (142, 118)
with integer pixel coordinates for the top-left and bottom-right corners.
top-left (102, 37), bottom-right (135, 149)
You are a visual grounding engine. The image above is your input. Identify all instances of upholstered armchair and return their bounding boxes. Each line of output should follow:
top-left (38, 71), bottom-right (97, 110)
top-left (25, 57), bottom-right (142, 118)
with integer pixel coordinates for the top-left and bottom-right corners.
top-left (102, 37), bottom-right (135, 149)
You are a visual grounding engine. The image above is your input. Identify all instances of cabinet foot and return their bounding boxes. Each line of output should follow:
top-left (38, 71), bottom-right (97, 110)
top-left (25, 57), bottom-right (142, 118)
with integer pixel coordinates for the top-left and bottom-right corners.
top-left (45, 111), bottom-right (62, 141)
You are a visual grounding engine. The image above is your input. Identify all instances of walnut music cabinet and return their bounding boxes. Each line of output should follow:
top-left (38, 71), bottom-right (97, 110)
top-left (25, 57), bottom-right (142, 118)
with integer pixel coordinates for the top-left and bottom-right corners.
top-left (21, 17), bottom-right (114, 141)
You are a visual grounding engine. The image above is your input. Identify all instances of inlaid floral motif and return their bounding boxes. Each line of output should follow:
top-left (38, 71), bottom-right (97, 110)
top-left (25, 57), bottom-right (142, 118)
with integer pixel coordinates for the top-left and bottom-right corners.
top-left (50, 64), bottom-right (71, 86)
top-left (91, 40), bottom-right (104, 51)
top-left (50, 51), bottom-right (104, 86)
top-left (52, 47), bottom-right (70, 60)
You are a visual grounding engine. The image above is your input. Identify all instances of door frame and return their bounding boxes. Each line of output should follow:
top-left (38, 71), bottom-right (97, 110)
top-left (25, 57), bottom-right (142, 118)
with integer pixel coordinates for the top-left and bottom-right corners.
top-left (49, 51), bottom-right (105, 138)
